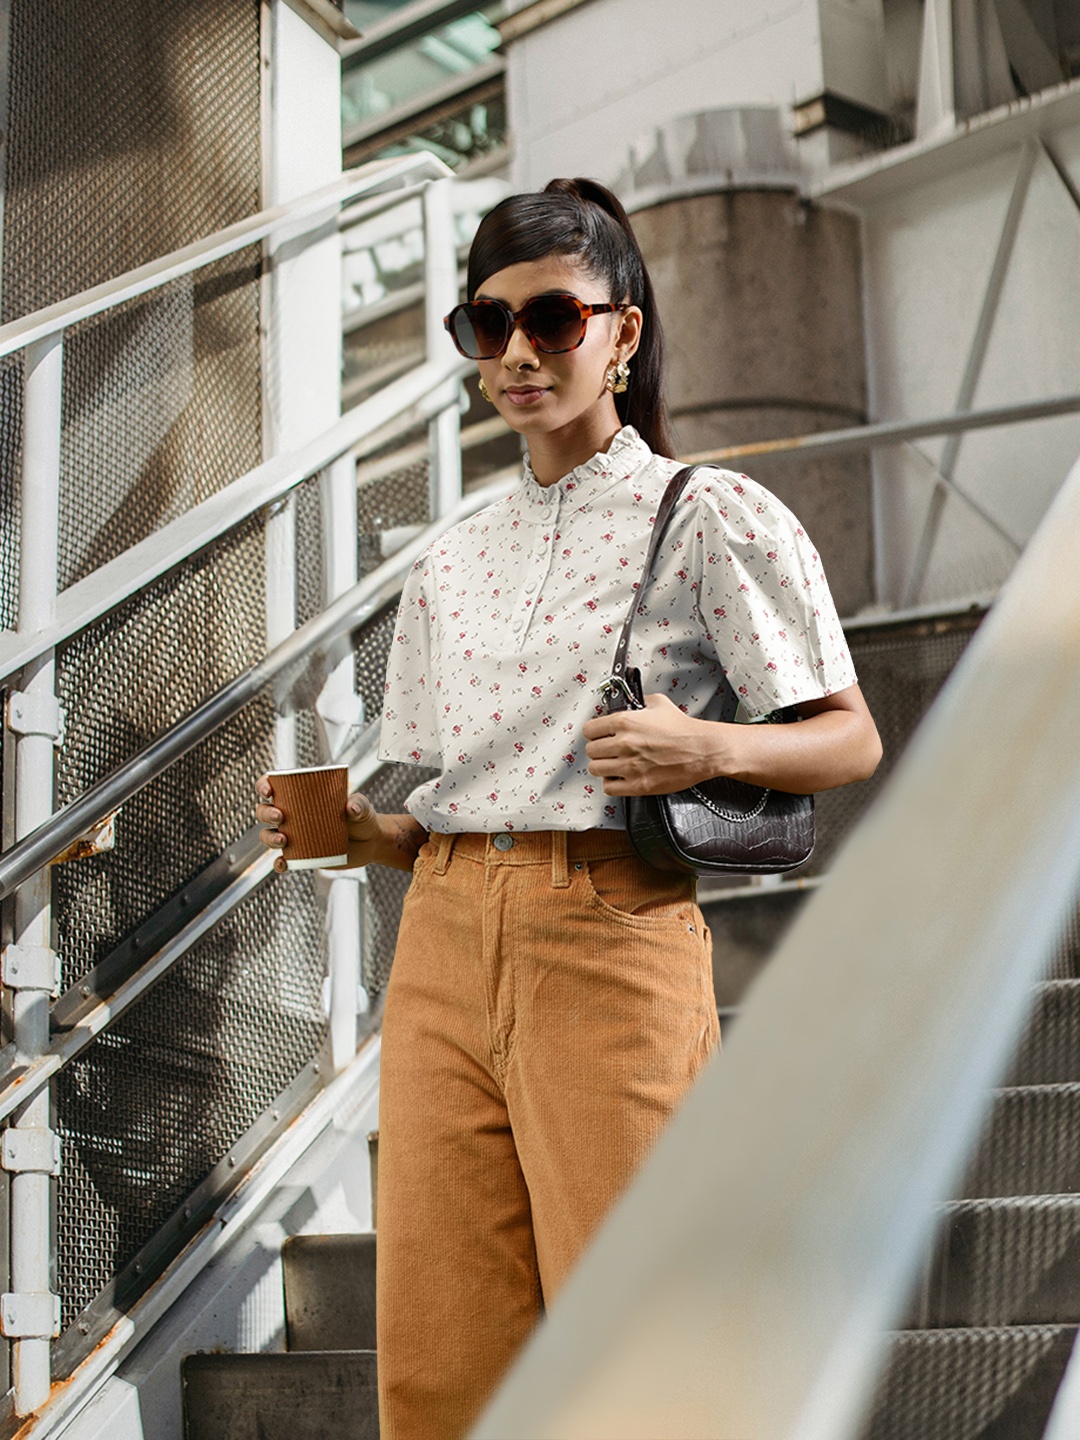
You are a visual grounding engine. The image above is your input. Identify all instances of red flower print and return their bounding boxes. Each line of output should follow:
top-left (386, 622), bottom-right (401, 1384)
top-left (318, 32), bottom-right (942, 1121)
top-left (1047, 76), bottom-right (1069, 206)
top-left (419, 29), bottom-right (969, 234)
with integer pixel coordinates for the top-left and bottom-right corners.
top-left (409, 750), bottom-right (421, 761)
top-left (492, 712), bottom-right (502, 721)
top-left (745, 531), bottom-right (756, 541)
top-left (514, 742), bottom-right (524, 753)
top-left (574, 673), bottom-right (587, 684)
top-left (531, 685), bottom-right (542, 697)
top-left (488, 792), bottom-right (498, 803)
top-left (564, 753), bottom-right (575, 765)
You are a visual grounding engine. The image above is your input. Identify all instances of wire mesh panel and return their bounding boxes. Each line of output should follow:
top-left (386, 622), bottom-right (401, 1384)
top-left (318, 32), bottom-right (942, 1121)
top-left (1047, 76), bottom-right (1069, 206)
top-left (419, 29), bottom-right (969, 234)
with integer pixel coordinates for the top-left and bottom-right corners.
top-left (361, 762), bottom-right (438, 1003)
top-left (53, 871), bottom-right (328, 1342)
top-left (52, 516), bottom-right (272, 990)
top-left (794, 610), bottom-right (985, 876)
top-left (54, 254), bottom-right (263, 589)
top-left (1, 0), bottom-right (264, 610)
top-left (0, 358), bottom-right (21, 632)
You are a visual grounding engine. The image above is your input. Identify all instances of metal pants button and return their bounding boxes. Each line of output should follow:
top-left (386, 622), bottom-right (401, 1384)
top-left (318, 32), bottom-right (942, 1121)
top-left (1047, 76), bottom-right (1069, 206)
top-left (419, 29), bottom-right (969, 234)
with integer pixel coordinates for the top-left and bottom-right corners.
top-left (493, 834), bottom-right (514, 851)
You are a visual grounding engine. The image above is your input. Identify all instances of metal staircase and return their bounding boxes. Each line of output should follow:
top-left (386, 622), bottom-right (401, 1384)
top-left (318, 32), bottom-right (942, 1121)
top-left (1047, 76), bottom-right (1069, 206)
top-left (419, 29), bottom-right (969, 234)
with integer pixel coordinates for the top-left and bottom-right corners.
top-left (182, 1235), bottom-right (380, 1439)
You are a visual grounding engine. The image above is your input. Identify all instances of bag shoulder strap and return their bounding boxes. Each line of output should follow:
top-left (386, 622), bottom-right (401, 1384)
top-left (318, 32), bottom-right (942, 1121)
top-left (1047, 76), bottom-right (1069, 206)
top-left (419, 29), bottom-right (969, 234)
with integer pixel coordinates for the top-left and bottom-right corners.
top-left (604, 465), bottom-right (702, 694)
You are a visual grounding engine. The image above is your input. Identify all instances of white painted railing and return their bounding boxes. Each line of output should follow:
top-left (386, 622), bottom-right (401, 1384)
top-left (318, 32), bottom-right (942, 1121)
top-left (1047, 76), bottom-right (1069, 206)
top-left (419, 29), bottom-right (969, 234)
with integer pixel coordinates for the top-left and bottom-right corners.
top-left (472, 447), bottom-right (1080, 1438)
top-left (0, 149), bottom-right (467, 1421)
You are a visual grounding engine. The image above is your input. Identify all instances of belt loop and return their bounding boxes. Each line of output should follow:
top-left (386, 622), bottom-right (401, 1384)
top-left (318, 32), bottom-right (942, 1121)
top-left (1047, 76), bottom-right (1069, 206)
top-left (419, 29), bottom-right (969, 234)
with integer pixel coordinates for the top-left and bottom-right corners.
top-left (551, 830), bottom-right (570, 888)
top-left (433, 833), bottom-right (456, 875)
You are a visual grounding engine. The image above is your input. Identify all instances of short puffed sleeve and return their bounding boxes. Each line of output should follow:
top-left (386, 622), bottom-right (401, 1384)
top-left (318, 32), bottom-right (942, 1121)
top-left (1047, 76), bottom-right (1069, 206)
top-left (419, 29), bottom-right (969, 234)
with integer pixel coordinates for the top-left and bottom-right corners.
top-left (377, 550), bottom-right (443, 767)
top-left (689, 470), bottom-right (857, 717)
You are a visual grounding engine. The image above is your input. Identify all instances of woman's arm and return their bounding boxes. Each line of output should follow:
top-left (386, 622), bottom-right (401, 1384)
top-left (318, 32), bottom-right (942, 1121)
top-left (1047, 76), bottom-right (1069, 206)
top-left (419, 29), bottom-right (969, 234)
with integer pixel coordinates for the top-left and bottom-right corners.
top-left (255, 780), bottom-right (427, 873)
top-left (582, 684), bottom-right (882, 797)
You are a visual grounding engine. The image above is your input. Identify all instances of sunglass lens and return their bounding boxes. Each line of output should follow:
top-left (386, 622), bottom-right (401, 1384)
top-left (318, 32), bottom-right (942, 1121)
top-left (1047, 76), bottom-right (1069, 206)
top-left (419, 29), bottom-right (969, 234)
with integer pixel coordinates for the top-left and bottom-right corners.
top-left (451, 303), bottom-right (508, 359)
top-left (524, 296), bottom-right (584, 353)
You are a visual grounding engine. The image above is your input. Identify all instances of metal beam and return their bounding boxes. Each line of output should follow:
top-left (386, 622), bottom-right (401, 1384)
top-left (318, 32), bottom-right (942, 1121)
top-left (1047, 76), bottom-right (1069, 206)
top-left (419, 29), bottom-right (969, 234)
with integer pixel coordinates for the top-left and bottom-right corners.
top-left (901, 142), bottom-right (1036, 606)
top-left (680, 388), bottom-right (1080, 466)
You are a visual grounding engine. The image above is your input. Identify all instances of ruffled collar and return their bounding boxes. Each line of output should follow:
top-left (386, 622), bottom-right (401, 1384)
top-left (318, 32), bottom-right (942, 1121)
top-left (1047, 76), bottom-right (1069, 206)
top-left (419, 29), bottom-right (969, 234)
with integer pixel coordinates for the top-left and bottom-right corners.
top-left (518, 426), bottom-right (652, 511)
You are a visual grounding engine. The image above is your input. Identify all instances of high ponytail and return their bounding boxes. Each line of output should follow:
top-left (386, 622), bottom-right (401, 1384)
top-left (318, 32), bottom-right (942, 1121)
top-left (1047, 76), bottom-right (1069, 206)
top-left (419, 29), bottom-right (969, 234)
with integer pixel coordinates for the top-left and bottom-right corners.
top-left (466, 178), bottom-right (676, 458)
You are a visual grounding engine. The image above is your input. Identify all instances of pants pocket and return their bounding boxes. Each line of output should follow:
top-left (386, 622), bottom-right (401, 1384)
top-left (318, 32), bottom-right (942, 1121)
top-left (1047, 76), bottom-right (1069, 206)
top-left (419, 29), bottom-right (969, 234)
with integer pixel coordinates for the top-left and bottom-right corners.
top-left (581, 853), bottom-right (697, 928)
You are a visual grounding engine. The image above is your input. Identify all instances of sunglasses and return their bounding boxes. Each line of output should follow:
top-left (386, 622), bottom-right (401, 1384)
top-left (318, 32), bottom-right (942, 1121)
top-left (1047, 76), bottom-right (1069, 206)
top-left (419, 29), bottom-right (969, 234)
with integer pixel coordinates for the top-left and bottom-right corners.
top-left (443, 293), bottom-right (627, 360)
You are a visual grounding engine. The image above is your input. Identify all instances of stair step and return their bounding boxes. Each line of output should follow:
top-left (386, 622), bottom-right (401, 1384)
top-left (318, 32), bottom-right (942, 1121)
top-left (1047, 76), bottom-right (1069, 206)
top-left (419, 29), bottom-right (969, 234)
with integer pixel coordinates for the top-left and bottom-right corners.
top-left (182, 1351), bottom-right (378, 1439)
top-left (912, 1196), bottom-right (1080, 1327)
top-left (859, 1325), bottom-right (1077, 1440)
top-left (1007, 982), bottom-right (1080, 1086)
top-left (284, 1233), bottom-right (377, 1352)
top-left (962, 1085), bottom-right (1080, 1199)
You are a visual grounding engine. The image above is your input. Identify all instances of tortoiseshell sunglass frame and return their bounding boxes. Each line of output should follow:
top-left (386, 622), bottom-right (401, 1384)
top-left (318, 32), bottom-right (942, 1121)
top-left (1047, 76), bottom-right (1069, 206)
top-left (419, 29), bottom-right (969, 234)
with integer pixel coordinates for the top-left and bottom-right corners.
top-left (443, 293), bottom-right (628, 360)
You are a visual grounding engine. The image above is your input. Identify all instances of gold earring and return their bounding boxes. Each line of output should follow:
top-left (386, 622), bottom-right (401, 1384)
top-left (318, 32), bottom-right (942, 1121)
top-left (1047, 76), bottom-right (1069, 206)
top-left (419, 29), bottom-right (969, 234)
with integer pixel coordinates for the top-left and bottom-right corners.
top-left (479, 378), bottom-right (493, 403)
top-left (606, 359), bottom-right (630, 395)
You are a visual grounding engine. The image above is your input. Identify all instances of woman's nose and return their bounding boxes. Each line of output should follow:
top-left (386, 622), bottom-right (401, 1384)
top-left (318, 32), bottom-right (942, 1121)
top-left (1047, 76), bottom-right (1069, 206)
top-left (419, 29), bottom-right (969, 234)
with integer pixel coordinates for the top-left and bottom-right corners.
top-left (502, 321), bottom-right (539, 368)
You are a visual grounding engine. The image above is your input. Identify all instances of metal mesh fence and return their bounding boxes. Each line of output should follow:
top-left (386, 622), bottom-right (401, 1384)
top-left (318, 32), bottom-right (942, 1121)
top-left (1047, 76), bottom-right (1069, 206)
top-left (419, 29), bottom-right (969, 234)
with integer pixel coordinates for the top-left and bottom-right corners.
top-left (0, 359), bottom-right (21, 632)
top-left (54, 870), bottom-right (328, 1335)
top-left (361, 762), bottom-right (438, 1002)
top-left (52, 515), bottom-right (271, 990)
top-left (55, 254), bottom-right (263, 590)
top-left (793, 610), bottom-right (985, 877)
top-left (3, 0), bottom-right (261, 318)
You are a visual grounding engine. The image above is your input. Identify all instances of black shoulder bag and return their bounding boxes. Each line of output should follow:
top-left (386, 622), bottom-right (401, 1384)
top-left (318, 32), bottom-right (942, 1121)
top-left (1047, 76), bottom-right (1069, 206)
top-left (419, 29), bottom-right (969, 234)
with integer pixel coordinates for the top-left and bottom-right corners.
top-left (600, 466), bottom-right (815, 876)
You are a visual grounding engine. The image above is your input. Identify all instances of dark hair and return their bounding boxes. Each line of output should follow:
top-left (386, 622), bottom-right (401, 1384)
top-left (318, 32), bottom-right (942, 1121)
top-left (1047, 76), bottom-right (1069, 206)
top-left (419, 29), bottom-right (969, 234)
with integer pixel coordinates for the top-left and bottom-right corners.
top-left (466, 177), bottom-right (676, 458)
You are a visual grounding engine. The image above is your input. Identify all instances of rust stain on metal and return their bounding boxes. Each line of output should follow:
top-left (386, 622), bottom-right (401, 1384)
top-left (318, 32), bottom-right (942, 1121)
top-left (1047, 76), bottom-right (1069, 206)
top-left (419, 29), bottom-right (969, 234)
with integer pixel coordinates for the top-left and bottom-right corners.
top-left (49, 810), bottom-right (120, 867)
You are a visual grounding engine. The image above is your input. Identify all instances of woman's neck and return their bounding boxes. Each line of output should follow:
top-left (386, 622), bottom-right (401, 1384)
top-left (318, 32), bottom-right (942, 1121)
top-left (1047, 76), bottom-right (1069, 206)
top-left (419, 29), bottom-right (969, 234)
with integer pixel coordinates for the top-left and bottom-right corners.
top-left (526, 407), bottom-right (626, 488)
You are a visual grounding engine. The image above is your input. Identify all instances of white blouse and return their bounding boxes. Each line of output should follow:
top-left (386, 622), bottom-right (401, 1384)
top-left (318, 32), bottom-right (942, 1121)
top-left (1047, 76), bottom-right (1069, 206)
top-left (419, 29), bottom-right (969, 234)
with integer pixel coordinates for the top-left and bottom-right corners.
top-left (378, 427), bottom-right (856, 833)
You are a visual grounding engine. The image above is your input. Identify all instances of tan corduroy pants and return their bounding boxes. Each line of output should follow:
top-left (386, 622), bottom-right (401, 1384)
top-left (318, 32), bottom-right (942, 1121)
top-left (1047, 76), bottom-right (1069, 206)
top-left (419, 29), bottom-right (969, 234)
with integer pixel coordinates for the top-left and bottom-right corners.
top-left (376, 828), bottom-right (720, 1440)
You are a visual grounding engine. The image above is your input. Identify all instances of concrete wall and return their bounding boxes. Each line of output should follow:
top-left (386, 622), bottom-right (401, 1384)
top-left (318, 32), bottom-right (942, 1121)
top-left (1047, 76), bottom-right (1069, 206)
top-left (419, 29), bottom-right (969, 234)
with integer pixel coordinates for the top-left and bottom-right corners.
top-left (507, 0), bottom-right (830, 189)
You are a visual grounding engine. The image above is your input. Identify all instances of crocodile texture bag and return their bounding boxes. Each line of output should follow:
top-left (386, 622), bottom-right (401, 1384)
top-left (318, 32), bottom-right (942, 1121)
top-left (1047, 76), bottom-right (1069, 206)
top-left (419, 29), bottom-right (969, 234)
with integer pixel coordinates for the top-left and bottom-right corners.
top-left (601, 466), bottom-right (815, 876)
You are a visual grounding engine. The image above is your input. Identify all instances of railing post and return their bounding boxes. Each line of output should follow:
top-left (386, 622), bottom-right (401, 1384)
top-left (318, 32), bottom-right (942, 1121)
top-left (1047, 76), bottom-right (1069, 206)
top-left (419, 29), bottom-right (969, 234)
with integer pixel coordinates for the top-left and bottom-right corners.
top-left (5, 332), bottom-right (65, 1414)
top-left (264, 496), bottom-right (298, 767)
top-left (423, 178), bottom-right (462, 521)
top-left (320, 455), bottom-right (366, 1073)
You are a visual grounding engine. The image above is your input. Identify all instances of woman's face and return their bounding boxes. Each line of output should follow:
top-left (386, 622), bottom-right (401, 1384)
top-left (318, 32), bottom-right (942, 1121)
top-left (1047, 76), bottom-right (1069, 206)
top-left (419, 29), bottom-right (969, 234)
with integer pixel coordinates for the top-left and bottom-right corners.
top-left (473, 253), bottom-right (641, 441)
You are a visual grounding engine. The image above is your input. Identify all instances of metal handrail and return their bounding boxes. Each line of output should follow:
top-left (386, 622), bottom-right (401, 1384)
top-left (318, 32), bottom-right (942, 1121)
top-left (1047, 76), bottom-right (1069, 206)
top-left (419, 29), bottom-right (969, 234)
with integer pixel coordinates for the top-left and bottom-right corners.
top-left (0, 151), bottom-right (451, 360)
top-left (681, 389), bottom-right (1080, 465)
top-left (0, 353), bottom-right (470, 683)
top-left (0, 470), bottom-right (517, 906)
top-left (472, 448), bottom-right (1080, 1437)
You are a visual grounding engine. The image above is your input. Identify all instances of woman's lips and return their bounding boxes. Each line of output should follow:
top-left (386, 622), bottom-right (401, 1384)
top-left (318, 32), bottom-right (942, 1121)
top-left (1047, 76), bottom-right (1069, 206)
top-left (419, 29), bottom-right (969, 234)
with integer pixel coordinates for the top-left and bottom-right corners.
top-left (503, 386), bottom-right (550, 407)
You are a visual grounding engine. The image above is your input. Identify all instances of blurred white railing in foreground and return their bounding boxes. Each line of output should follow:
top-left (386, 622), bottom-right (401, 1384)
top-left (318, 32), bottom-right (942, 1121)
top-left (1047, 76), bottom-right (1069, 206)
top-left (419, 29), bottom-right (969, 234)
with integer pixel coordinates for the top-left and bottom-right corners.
top-left (473, 446), bottom-right (1080, 1438)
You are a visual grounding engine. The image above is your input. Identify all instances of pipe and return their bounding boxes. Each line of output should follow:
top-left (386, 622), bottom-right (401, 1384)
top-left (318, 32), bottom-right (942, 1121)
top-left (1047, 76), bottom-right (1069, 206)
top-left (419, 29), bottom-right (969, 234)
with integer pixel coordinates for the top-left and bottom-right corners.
top-left (423, 177), bottom-right (463, 521)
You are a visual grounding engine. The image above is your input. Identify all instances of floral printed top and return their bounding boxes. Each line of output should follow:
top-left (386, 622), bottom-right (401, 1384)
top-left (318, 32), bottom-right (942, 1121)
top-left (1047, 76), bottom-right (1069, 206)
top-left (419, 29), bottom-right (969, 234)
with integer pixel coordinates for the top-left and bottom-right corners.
top-left (378, 426), bottom-right (856, 833)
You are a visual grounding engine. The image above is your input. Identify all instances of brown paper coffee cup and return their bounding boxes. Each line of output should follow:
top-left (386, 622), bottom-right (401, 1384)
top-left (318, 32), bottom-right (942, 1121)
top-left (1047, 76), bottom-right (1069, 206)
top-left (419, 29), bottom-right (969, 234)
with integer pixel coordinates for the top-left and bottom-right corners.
top-left (267, 764), bottom-right (349, 871)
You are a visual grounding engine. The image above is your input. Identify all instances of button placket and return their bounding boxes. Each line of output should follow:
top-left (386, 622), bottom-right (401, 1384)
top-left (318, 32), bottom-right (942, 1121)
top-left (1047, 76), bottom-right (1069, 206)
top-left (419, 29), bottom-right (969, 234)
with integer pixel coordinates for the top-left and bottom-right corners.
top-left (512, 497), bottom-right (558, 650)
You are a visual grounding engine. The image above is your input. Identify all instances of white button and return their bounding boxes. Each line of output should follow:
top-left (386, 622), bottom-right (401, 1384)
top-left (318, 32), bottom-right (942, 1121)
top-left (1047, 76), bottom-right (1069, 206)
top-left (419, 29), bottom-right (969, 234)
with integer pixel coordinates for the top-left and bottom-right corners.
top-left (524, 581), bottom-right (537, 593)
top-left (513, 619), bottom-right (524, 632)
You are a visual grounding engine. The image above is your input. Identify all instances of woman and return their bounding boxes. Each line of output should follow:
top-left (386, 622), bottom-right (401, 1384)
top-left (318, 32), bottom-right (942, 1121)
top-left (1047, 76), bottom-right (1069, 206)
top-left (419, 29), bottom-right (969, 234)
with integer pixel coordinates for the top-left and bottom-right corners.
top-left (257, 177), bottom-right (881, 1439)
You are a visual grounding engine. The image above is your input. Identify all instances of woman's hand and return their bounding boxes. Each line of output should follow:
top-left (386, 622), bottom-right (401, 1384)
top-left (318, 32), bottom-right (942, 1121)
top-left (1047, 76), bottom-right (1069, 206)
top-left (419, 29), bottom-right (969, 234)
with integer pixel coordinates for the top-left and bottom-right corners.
top-left (582, 685), bottom-right (882, 796)
top-left (254, 776), bottom-right (427, 873)
top-left (583, 694), bottom-right (729, 796)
